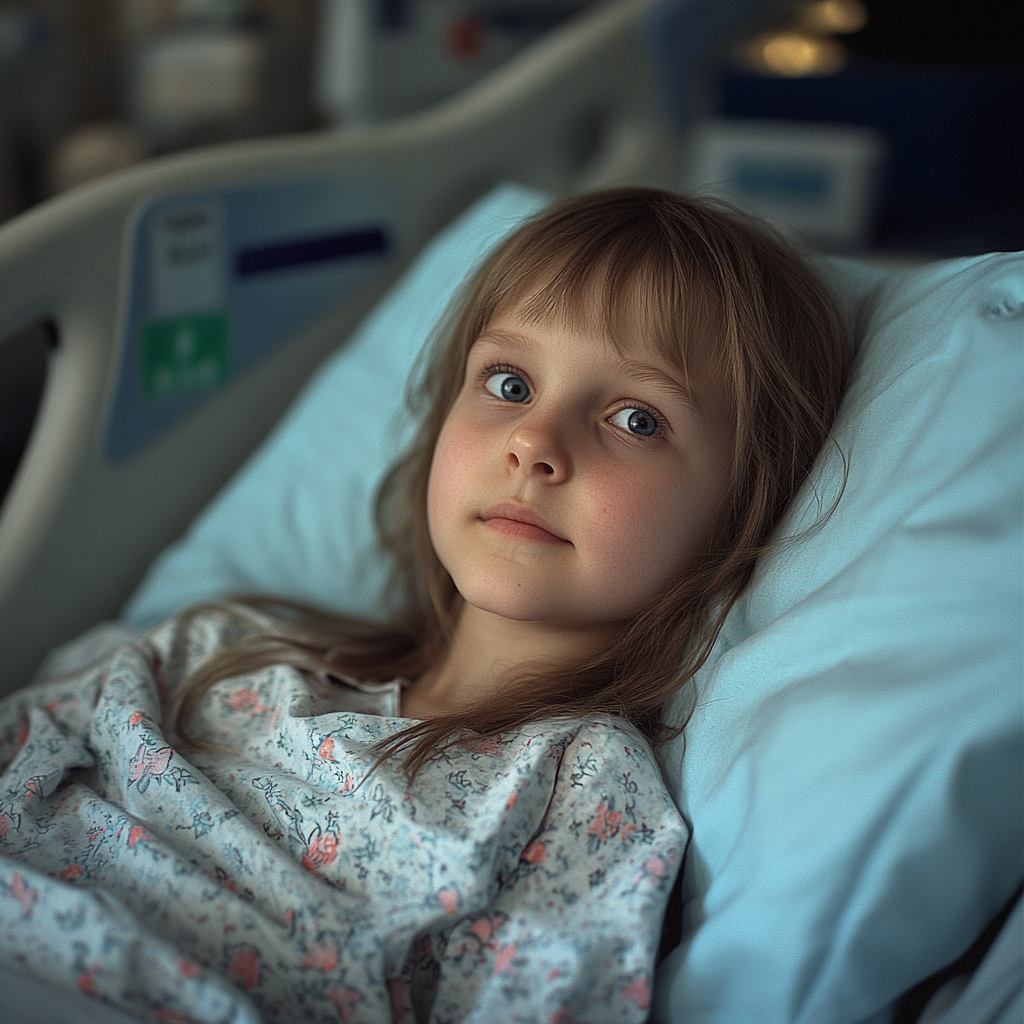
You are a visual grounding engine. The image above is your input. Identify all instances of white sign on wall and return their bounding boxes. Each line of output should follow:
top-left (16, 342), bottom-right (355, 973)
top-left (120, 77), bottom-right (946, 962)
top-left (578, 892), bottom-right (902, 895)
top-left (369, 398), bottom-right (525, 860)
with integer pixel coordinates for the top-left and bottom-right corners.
top-left (685, 118), bottom-right (886, 250)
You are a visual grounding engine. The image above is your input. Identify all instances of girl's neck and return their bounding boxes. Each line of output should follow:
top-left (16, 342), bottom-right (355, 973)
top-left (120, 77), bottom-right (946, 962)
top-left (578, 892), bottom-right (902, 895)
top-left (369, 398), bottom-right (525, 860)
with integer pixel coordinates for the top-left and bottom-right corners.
top-left (401, 603), bottom-right (618, 720)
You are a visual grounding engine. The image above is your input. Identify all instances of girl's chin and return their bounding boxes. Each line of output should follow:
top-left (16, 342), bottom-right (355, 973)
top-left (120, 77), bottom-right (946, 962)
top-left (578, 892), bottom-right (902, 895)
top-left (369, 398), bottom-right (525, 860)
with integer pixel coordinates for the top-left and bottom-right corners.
top-left (456, 589), bottom-right (626, 636)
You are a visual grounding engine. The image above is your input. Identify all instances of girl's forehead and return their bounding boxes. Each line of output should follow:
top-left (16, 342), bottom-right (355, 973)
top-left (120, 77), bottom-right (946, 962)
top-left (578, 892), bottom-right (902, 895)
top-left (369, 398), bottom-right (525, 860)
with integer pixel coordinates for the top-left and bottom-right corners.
top-left (486, 286), bottom-right (698, 378)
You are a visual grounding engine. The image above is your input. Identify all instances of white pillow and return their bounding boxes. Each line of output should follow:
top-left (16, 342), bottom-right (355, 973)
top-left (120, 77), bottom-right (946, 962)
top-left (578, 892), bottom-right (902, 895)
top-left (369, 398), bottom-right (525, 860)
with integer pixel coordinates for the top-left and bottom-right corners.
top-left (653, 252), bottom-right (1023, 1023)
top-left (123, 182), bottom-right (551, 625)
top-left (125, 186), bottom-right (1022, 1022)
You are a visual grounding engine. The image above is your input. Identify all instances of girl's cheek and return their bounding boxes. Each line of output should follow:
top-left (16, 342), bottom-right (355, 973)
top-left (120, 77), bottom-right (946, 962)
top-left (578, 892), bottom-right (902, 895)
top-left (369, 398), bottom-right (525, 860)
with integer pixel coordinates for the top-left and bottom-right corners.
top-left (425, 452), bottom-right (450, 551)
top-left (426, 418), bottom-right (467, 550)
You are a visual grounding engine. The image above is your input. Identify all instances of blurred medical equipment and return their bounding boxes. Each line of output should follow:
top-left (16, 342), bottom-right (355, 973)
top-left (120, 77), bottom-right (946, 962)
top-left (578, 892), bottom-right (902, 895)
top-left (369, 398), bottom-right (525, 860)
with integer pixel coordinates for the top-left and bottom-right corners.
top-left (120, 0), bottom-right (319, 152)
top-left (123, 0), bottom-right (270, 151)
top-left (315, 0), bottom-right (594, 126)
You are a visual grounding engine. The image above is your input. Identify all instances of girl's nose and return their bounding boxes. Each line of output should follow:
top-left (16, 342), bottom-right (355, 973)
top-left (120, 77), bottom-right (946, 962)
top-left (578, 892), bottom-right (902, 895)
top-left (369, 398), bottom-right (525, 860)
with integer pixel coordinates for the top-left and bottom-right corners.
top-left (506, 414), bottom-right (572, 483)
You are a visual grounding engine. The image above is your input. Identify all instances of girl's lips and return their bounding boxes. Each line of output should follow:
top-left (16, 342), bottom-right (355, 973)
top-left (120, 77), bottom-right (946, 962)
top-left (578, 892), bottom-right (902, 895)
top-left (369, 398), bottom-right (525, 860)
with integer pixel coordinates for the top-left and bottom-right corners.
top-left (479, 503), bottom-right (569, 543)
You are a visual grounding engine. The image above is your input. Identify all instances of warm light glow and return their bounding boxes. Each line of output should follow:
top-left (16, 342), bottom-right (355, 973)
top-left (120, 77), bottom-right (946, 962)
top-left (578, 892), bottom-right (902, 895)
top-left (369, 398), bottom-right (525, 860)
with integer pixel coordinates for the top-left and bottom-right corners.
top-left (742, 31), bottom-right (847, 76)
top-left (797, 0), bottom-right (869, 35)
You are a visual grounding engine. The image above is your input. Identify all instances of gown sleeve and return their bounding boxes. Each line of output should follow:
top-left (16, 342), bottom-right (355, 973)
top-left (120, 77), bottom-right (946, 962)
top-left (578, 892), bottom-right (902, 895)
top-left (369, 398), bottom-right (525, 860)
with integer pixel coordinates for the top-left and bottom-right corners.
top-left (424, 720), bottom-right (689, 1024)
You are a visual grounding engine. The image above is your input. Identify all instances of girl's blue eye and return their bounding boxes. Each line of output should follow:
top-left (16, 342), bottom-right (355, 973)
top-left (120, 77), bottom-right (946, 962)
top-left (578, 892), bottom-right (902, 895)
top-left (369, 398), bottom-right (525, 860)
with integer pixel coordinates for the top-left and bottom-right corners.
top-left (610, 407), bottom-right (659, 436)
top-left (486, 372), bottom-right (530, 403)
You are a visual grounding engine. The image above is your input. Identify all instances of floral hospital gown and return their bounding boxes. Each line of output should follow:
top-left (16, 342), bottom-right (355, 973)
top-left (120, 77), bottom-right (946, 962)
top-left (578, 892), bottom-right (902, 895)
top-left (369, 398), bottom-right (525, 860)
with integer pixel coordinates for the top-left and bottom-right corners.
top-left (0, 607), bottom-right (687, 1023)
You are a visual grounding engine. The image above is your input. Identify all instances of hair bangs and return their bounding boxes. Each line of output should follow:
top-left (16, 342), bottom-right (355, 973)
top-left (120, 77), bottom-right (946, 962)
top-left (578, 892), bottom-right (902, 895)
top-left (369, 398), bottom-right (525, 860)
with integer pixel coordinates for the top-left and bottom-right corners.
top-left (487, 217), bottom-right (728, 400)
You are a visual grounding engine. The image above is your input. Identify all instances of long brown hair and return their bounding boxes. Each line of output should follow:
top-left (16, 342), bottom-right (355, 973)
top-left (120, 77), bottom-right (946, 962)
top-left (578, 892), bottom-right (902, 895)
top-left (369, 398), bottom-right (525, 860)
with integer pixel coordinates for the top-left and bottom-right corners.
top-left (175, 188), bottom-right (851, 775)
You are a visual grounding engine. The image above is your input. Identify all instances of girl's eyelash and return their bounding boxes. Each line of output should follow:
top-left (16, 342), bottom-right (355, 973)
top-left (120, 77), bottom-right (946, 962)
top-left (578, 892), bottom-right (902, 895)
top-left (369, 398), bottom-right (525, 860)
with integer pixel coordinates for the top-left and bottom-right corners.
top-left (610, 401), bottom-right (666, 438)
top-left (479, 362), bottom-right (525, 383)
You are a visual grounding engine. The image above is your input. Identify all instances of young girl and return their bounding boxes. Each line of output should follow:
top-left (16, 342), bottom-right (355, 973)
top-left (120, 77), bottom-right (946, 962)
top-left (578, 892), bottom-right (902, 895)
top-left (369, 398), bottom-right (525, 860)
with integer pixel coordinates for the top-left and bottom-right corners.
top-left (0, 188), bottom-right (849, 1023)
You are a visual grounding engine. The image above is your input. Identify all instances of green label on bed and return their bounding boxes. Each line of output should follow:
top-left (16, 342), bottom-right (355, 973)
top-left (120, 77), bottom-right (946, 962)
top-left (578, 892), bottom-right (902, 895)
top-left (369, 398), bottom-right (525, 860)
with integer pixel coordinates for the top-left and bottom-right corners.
top-left (142, 313), bottom-right (230, 398)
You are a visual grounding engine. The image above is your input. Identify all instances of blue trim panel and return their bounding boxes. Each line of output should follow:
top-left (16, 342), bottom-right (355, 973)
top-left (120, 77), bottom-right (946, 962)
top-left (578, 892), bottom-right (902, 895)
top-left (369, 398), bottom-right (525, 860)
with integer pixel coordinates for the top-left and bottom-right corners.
top-left (236, 228), bottom-right (390, 277)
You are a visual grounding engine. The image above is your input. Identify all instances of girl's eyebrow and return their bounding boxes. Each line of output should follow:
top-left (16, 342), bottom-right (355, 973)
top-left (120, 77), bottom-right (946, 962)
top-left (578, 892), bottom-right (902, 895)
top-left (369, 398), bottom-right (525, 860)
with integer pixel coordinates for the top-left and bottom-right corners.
top-left (619, 360), bottom-right (701, 410)
top-left (472, 328), bottom-right (537, 350)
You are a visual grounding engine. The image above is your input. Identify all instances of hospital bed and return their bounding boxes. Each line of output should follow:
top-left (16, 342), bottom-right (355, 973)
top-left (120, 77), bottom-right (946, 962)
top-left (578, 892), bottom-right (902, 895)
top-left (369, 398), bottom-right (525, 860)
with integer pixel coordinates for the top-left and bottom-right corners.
top-left (0, 0), bottom-right (1020, 1021)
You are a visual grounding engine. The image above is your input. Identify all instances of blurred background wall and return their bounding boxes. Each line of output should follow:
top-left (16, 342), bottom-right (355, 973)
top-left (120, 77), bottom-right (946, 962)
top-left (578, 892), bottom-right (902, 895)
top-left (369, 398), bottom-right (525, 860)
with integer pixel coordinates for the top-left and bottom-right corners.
top-left (0, 0), bottom-right (1019, 252)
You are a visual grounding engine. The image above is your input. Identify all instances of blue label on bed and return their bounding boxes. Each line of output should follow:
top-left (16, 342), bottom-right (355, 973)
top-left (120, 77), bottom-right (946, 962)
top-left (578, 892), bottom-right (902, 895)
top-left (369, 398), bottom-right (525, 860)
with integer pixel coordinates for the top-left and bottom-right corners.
top-left (104, 171), bottom-right (395, 462)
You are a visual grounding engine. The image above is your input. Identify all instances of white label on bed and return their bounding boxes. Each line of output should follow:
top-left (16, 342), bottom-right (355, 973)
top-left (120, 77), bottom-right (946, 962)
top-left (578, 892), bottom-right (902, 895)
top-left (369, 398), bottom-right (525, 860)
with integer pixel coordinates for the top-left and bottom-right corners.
top-left (150, 202), bottom-right (225, 317)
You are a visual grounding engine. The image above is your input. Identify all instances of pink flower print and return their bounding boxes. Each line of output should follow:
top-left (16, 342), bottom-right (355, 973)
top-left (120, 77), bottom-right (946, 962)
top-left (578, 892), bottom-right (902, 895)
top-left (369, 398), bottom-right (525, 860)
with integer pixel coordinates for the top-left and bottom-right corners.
top-left (301, 943), bottom-right (339, 972)
top-left (15, 718), bottom-right (28, 749)
top-left (77, 962), bottom-right (99, 996)
top-left (338, 774), bottom-right (354, 794)
top-left (492, 943), bottom-right (517, 976)
top-left (468, 916), bottom-right (496, 943)
top-left (460, 912), bottom-right (508, 957)
top-left (330, 986), bottom-right (363, 1022)
top-left (506, 790), bottom-right (519, 808)
top-left (178, 960), bottom-right (202, 978)
top-left (0, 814), bottom-right (10, 840)
top-left (8, 872), bottom-right (38, 918)
top-left (587, 804), bottom-right (636, 844)
top-left (438, 887), bottom-right (459, 914)
top-left (227, 947), bottom-right (260, 989)
top-left (59, 864), bottom-right (84, 882)
top-left (301, 832), bottom-right (340, 875)
top-left (645, 855), bottom-right (669, 877)
top-left (318, 736), bottom-right (336, 761)
top-left (520, 840), bottom-right (548, 864)
top-left (23, 776), bottom-right (44, 808)
top-left (42, 701), bottom-right (60, 714)
top-left (127, 825), bottom-right (154, 849)
top-left (128, 711), bottom-right (145, 727)
top-left (621, 975), bottom-right (651, 1009)
top-left (225, 688), bottom-right (270, 716)
top-left (127, 744), bottom-right (172, 792)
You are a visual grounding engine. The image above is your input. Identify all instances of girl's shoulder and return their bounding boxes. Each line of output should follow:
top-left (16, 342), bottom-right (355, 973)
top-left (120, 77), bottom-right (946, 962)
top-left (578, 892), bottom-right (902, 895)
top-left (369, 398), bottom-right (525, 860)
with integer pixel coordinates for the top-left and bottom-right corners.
top-left (140, 601), bottom-right (280, 686)
top-left (147, 600), bottom-right (275, 649)
top-left (521, 711), bottom-right (647, 741)
top-left (514, 713), bottom-right (659, 770)
top-left (504, 715), bottom-right (684, 829)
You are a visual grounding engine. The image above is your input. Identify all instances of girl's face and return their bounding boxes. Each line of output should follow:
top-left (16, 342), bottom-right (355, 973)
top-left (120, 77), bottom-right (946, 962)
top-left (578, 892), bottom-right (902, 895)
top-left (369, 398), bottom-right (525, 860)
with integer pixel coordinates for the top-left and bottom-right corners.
top-left (426, 301), bottom-right (735, 632)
